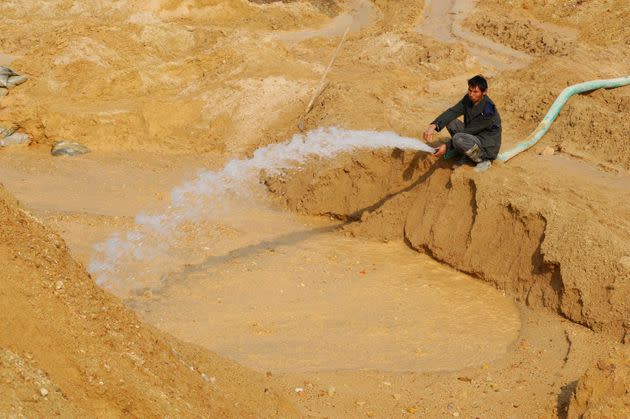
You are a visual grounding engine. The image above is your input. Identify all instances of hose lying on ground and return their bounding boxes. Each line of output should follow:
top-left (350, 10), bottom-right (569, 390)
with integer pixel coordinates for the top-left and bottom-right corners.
top-left (497, 76), bottom-right (630, 162)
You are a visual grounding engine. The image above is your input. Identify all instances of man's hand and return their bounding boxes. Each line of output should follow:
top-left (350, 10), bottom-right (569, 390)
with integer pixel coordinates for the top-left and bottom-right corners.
top-left (433, 143), bottom-right (447, 158)
top-left (423, 124), bottom-right (437, 142)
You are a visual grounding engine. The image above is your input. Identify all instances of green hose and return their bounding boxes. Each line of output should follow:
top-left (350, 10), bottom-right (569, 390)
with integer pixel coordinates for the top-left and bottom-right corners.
top-left (497, 76), bottom-right (630, 162)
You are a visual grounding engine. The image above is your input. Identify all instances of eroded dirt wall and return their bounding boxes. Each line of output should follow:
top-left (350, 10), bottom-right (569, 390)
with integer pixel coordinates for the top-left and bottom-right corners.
top-left (403, 168), bottom-right (563, 317)
top-left (404, 167), bottom-right (562, 311)
top-left (402, 162), bottom-right (629, 342)
top-left (265, 148), bottom-right (435, 233)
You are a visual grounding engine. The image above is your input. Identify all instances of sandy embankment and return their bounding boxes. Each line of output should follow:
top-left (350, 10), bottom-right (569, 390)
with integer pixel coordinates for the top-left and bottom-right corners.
top-left (0, 185), bottom-right (297, 416)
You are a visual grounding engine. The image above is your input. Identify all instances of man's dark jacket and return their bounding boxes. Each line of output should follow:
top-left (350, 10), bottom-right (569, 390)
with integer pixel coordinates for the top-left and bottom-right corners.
top-left (432, 95), bottom-right (502, 159)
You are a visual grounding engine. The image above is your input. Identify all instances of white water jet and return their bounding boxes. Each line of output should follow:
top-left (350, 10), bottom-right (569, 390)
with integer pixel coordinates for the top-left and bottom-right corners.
top-left (89, 127), bottom-right (435, 290)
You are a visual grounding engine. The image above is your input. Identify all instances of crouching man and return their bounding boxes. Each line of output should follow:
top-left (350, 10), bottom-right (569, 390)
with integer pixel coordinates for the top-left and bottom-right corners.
top-left (423, 75), bottom-right (501, 172)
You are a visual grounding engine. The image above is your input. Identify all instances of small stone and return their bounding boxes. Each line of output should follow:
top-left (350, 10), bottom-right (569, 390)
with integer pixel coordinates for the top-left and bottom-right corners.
top-left (405, 406), bottom-right (417, 414)
top-left (619, 256), bottom-right (630, 271)
top-left (382, 381), bottom-right (392, 386)
top-left (294, 387), bottom-right (304, 393)
top-left (0, 67), bottom-right (23, 88)
top-left (356, 400), bottom-right (366, 407)
top-left (0, 132), bottom-right (30, 147)
top-left (392, 393), bottom-right (401, 400)
top-left (51, 140), bottom-right (90, 156)
top-left (327, 386), bottom-right (336, 396)
top-left (201, 374), bottom-right (216, 384)
top-left (6, 74), bottom-right (27, 88)
top-left (453, 412), bottom-right (460, 417)
top-left (55, 281), bottom-right (64, 290)
top-left (541, 146), bottom-right (555, 156)
top-left (39, 388), bottom-right (48, 397)
top-left (0, 87), bottom-right (7, 97)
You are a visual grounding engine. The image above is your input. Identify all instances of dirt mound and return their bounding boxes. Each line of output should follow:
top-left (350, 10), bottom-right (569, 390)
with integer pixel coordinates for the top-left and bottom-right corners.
top-left (0, 185), bottom-right (295, 416)
top-left (491, 58), bottom-right (630, 170)
top-left (250, 0), bottom-right (340, 16)
top-left (0, 0), bottom-right (475, 158)
top-left (483, 0), bottom-right (630, 48)
top-left (466, 14), bottom-right (573, 56)
top-left (265, 148), bottom-right (432, 240)
top-left (296, 31), bottom-right (470, 140)
top-left (0, 0), bottom-right (329, 155)
top-left (568, 353), bottom-right (630, 418)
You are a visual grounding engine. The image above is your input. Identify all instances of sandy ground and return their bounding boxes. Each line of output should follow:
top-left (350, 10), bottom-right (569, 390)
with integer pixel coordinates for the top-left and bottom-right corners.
top-left (0, 0), bottom-right (629, 417)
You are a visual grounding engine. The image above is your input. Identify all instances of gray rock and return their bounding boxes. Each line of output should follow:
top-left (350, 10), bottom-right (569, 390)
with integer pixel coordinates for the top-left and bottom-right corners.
top-left (0, 76), bottom-right (8, 88)
top-left (0, 125), bottom-right (18, 138)
top-left (0, 88), bottom-right (7, 97)
top-left (51, 140), bottom-right (90, 156)
top-left (0, 67), bottom-right (27, 88)
top-left (0, 132), bottom-right (30, 147)
top-left (6, 75), bottom-right (27, 88)
top-left (0, 67), bottom-right (18, 77)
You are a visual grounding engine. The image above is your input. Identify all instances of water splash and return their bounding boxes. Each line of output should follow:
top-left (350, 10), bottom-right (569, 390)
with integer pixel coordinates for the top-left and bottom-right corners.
top-left (88, 127), bottom-right (434, 291)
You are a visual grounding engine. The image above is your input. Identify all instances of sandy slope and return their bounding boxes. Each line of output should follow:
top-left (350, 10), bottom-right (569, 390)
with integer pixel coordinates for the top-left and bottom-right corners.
top-left (0, 185), bottom-right (296, 416)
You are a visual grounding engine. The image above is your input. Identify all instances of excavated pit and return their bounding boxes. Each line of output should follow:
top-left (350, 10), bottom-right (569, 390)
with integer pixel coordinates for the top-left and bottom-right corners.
top-left (265, 149), bottom-right (630, 342)
top-left (0, 146), bottom-right (521, 375)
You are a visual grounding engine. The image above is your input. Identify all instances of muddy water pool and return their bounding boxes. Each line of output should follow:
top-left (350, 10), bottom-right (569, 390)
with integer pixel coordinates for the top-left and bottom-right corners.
top-left (127, 207), bottom-right (521, 373)
top-left (0, 148), bottom-right (521, 374)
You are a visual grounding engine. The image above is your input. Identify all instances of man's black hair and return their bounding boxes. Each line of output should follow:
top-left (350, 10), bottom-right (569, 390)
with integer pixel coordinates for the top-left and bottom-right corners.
top-left (468, 75), bottom-right (488, 91)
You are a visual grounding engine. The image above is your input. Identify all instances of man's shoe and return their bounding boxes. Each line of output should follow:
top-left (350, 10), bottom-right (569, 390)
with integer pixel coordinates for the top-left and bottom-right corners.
top-left (473, 160), bottom-right (492, 173)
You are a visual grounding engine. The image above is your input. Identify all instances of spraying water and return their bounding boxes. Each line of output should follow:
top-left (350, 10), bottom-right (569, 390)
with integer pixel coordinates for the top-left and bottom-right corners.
top-left (89, 128), bottom-right (435, 291)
